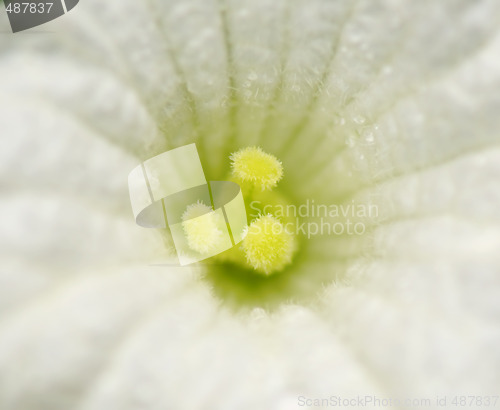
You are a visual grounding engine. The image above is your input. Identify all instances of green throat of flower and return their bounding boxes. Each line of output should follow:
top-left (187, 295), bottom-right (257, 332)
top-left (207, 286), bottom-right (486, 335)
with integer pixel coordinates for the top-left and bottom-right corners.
top-left (149, 50), bottom-right (380, 310)
top-left (175, 139), bottom-right (375, 312)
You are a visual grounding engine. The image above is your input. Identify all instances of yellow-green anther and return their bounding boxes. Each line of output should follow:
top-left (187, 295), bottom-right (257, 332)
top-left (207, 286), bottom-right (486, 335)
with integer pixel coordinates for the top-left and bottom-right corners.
top-left (230, 146), bottom-right (284, 191)
top-left (242, 214), bottom-right (296, 275)
top-left (182, 201), bottom-right (225, 255)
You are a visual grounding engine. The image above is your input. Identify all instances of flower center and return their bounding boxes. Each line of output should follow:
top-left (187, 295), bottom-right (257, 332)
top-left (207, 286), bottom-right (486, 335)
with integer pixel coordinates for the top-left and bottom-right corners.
top-left (186, 141), bottom-right (375, 312)
top-left (154, 73), bottom-right (379, 312)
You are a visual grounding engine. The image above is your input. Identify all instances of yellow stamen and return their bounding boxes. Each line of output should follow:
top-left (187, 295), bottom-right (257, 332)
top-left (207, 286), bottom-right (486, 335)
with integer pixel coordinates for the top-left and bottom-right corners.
top-left (182, 201), bottom-right (225, 255)
top-left (230, 146), bottom-right (283, 191)
top-left (242, 214), bottom-right (295, 275)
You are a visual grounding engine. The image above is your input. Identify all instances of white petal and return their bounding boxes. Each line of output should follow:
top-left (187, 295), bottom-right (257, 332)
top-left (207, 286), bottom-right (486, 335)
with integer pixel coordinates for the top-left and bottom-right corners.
top-left (1, 0), bottom-right (500, 408)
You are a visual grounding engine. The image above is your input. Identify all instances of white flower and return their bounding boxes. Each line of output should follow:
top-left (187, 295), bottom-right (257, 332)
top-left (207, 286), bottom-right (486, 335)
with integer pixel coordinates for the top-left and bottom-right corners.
top-left (1, 0), bottom-right (500, 409)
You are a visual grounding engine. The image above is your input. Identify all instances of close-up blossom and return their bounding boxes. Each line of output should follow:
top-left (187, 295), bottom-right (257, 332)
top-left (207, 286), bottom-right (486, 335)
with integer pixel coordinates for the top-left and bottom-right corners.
top-left (1, 0), bottom-right (500, 409)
